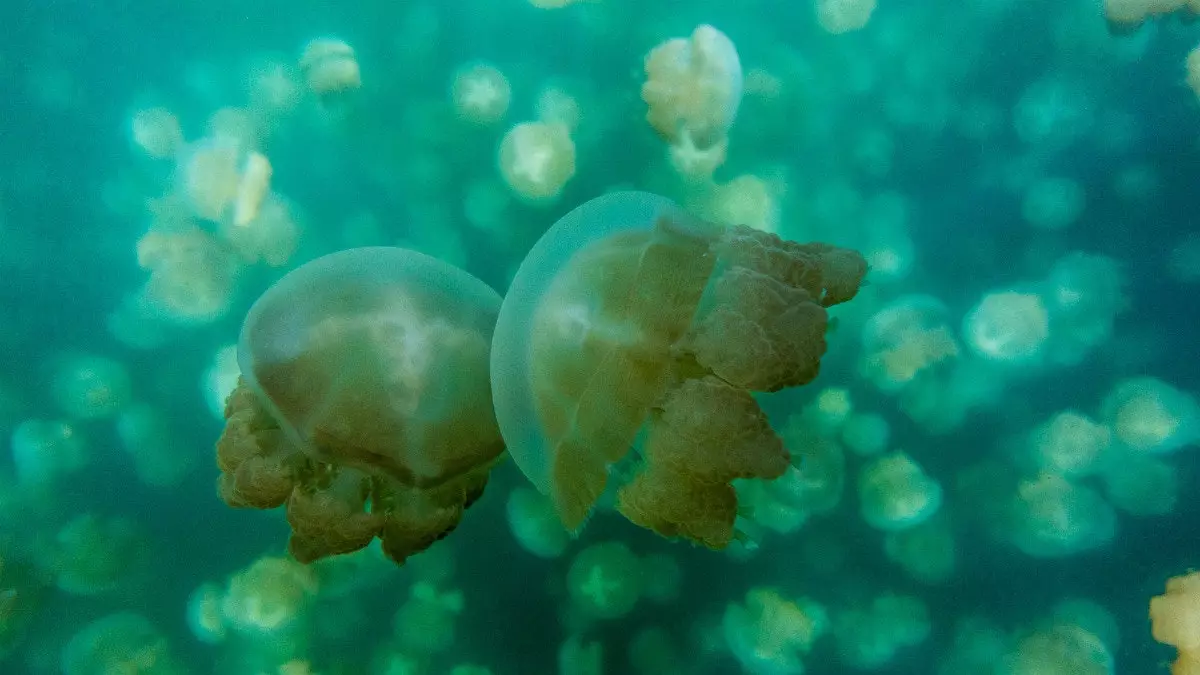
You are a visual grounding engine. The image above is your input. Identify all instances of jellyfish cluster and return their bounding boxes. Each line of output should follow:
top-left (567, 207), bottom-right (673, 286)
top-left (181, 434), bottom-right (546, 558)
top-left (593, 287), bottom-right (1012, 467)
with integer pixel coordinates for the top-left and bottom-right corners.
top-left (216, 190), bottom-right (867, 563)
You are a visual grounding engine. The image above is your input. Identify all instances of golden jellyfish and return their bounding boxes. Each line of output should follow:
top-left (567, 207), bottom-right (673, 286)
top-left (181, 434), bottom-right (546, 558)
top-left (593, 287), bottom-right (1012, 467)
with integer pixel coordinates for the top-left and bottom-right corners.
top-left (299, 38), bottom-right (361, 97)
top-left (497, 121), bottom-right (577, 203)
top-left (1150, 571), bottom-right (1200, 675)
top-left (816, 0), bottom-right (878, 34)
top-left (216, 247), bottom-right (505, 564)
top-left (130, 107), bottom-right (184, 160)
top-left (451, 62), bottom-right (512, 126)
top-left (490, 192), bottom-right (867, 547)
top-left (642, 25), bottom-right (743, 152)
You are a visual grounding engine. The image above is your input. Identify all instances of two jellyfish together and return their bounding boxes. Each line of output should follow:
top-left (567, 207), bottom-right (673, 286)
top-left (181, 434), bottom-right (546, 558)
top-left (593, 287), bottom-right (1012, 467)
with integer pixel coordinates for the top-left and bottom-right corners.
top-left (216, 191), bottom-right (867, 564)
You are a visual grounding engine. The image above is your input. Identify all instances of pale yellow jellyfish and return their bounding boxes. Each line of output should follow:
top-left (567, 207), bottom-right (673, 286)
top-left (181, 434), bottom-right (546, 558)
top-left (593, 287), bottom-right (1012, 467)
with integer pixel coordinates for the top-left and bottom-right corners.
top-left (567, 542), bottom-right (644, 620)
top-left (135, 226), bottom-right (242, 324)
top-left (860, 296), bottom-right (961, 393)
top-left (1150, 571), bottom-right (1200, 675)
top-left (232, 151), bottom-right (273, 227)
top-left (299, 38), bottom-right (361, 97)
top-left (497, 121), bottom-right (576, 203)
top-left (1005, 472), bottom-right (1116, 558)
top-left (816, 0), bottom-right (878, 34)
top-left (130, 107), bottom-right (184, 160)
top-left (1028, 411), bottom-right (1111, 477)
top-left (1101, 377), bottom-right (1200, 454)
top-left (858, 451), bottom-right (943, 531)
top-left (220, 555), bottom-right (318, 634)
top-left (535, 85), bottom-right (581, 132)
top-left (962, 291), bottom-right (1050, 364)
top-left (61, 613), bottom-right (185, 675)
top-left (723, 588), bottom-right (827, 674)
top-left (642, 25), bottom-right (743, 150)
top-left (50, 353), bottom-right (133, 420)
top-left (451, 63), bottom-right (511, 125)
top-left (694, 174), bottom-right (781, 233)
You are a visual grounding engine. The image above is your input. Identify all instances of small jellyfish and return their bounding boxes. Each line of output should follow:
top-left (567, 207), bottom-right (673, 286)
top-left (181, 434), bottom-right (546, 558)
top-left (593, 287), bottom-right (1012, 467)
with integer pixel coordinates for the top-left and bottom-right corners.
top-left (47, 514), bottom-right (149, 596)
top-left (11, 418), bottom-right (88, 486)
top-left (491, 191), bottom-right (866, 547)
top-left (1101, 377), bottom-right (1199, 454)
top-left (394, 582), bottom-right (464, 655)
top-left (566, 541), bottom-right (643, 620)
top-left (50, 353), bottom-right (133, 420)
top-left (858, 451), bottom-right (942, 532)
top-left (506, 486), bottom-right (570, 559)
top-left (1149, 571), bottom-right (1200, 674)
top-left (816, 0), bottom-right (878, 34)
top-left (642, 25), bottom-right (743, 151)
top-left (497, 121), bottom-right (577, 203)
top-left (451, 63), bottom-right (511, 126)
top-left (1005, 472), bottom-right (1116, 558)
top-left (723, 588), bottom-right (827, 675)
top-left (130, 107), bottom-right (184, 160)
top-left (962, 291), bottom-right (1050, 364)
top-left (220, 555), bottom-right (318, 634)
top-left (61, 612), bottom-right (185, 675)
top-left (299, 38), bottom-right (361, 98)
top-left (216, 247), bottom-right (505, 564)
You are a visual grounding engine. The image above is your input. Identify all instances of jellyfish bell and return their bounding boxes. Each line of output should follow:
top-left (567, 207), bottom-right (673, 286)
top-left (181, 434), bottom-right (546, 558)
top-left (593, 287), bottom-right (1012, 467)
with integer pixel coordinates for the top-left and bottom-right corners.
top-left (491, 191), bottom-right (867, 547)
top-left (219, 246), bottom-right (505, 564)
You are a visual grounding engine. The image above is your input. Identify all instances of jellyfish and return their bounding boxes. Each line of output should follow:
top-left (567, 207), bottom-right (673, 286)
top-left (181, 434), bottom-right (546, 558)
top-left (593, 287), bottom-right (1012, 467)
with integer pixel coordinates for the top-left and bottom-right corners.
top-left (61, 612), bottom-right (186, 675)
top-left (216, 246), bottom-right (505, 564)
top-left (723, 588), bottom-right (827, 675)
top-left (1149, 571), bottom-right (1200, 675)
top-left (497, 121), bottom-right (577, 203)
top-left (858, 451), bottom-right (943, 532)
top-left (566, 541), bottom-right (644, 620)
top-left (451, 62), bottom-right (511, 126)
top-left (642, 25), bottom-right (743, 151)
top-left (299, 38), bottom-right (361, 97)
top-left (490, 191), bottom-right (867, 548)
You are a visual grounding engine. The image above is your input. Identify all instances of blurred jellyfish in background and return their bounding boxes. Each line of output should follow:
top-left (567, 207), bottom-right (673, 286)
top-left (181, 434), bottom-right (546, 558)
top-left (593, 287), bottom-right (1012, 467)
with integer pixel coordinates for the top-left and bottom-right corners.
top-left (884, 513), bottom-right (957, 585)
top-left (11, 418), bottom-right (88, 488)
top-left (1027, 410), bottom-right (1112, 477)
top-left (962, 289), bottom-right (1051, 367)
top-left (506, 487), bottom-right (571, 559)
top-left (1101, 377), bottom-right (1200, 455)
top-left (394, 581), bottom-right (464, 655)
top-left (1002, 472), bottom-right (1116, 558)
top-left (1042, 252), bottom-right (1128, 366)
top-left (50, 353), bottom-right (133, 420)
top-left (1021, 175), bottom-right (1085, 231)
top-left (202, 344), bottom-right (241, 421)
top-left (723, 587), bottom-right (827, 675)
top-left (858, 451), bottom-right (943, 532)
top-left (116, 404), bottom-right (196, 488)
top-left (497, 121), bottom-right (577, 204)
top-left (816, 0), bottom-right (878, 34)
top-left (860, 295), bottom-right (960, 395)
top-left (61, 612), bottom-right (186, 675)
top-left (566, 541), bottom-right (644, 621)
top-left (39, 513), bottom-right (149, 596)
top-left (451, 63), bottom-right (511, 126)
top-left (299, 38), bottom-right (362, 100)
top-left (130, 107), bottom-right (185, 160)
top-left (833, 593), bottom-right (931, 670)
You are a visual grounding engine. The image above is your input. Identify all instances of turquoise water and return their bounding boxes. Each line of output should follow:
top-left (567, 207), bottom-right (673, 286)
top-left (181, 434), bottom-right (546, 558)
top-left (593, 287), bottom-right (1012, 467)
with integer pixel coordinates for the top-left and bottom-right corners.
top-left (1, 0), bottom-right (1198, 673)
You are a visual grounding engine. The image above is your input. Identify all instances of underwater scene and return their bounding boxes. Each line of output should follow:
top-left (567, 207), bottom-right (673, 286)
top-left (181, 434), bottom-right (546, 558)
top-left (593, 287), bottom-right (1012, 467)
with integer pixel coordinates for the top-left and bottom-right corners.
top-left (3, 0), bottom-right (1200, 673)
